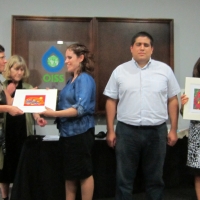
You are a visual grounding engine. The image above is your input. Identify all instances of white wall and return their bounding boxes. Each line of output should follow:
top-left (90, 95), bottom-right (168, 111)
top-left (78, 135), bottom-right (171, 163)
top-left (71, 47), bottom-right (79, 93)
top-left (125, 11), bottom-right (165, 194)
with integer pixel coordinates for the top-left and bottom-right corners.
top-left (1, 0), bottom-right (199, 134)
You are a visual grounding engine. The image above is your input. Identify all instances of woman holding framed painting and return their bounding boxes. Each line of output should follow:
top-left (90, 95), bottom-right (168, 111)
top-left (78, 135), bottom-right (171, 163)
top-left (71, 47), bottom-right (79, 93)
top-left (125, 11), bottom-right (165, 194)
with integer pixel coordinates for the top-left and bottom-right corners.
top-left (181, 57), bottom-right (200, 200)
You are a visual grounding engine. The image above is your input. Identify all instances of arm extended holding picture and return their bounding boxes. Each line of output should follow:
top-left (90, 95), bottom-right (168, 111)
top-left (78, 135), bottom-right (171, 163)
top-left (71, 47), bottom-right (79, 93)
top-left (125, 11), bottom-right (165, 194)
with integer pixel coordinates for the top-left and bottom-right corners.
top-left (40, 107), bottom-right (78, 118)
top-left (0, 83), bottom-right (23, 116)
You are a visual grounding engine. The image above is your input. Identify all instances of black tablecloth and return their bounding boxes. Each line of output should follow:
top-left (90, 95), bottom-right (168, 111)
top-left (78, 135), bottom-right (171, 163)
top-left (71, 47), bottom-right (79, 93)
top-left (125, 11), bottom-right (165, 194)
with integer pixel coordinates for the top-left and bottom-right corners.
top-left (10, 136), bottom-right (193, 200)
top-left (10, 138), bottom-right (65, 200)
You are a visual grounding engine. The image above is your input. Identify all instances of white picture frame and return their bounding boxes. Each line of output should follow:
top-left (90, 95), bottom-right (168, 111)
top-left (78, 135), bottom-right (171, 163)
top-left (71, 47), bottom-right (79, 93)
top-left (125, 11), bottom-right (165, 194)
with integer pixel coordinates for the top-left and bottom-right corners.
top-left (13, 89), bottom-right (57, 113)
top-left (183, 77), bottom-right (200, 121)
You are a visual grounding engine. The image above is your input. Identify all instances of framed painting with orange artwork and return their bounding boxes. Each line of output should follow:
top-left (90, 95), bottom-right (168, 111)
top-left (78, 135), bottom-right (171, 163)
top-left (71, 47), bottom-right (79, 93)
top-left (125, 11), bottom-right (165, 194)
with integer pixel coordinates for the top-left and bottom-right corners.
top-left (13, 89), bottom-right (57, 113)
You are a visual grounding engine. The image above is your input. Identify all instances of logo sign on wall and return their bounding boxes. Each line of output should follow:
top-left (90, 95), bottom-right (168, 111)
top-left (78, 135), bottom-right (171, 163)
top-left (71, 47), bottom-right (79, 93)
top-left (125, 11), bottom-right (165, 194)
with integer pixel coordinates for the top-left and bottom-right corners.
top-left (42, 46), bottom-right (65, 73)
top-left (41, 46), bottom-right (65, 84)
top-left (29, 42), bottom-right (70, 90)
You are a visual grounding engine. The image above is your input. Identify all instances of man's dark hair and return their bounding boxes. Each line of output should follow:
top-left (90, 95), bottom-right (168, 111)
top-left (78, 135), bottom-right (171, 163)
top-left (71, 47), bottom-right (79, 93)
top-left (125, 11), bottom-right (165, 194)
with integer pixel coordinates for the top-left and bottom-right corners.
top-left (131, 31), bottom-right (154, 46)
top-left (0, 45), bottom-right (5, 53)
top-left (193, 57), bottom-right (200, 78)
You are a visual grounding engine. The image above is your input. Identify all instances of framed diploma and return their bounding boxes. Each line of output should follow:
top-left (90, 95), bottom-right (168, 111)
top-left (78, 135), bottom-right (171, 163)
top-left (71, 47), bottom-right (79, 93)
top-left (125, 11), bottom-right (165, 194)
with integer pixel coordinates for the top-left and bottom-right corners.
top-left (183, 77), bottom-right (200, 121)
top-left (13, 89), bottom-right (57, 113)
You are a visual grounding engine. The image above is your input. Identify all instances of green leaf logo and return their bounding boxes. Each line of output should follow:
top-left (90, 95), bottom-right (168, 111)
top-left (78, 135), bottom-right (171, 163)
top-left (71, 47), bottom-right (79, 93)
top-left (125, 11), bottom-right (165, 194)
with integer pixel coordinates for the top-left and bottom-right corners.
top-left (47, 55), bottom-right (59, 68)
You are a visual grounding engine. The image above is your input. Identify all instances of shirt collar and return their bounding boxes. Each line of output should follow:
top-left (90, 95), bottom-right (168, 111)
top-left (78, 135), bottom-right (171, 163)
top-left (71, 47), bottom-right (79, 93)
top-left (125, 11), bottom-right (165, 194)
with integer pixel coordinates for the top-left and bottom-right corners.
top-left (132, 58), bottom-right (152, 69)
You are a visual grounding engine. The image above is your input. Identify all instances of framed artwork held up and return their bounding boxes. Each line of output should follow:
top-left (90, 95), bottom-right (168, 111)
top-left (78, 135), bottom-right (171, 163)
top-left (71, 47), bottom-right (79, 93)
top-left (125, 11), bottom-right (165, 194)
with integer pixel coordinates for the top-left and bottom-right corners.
top-left (183, 77), bottom-right (200, 121)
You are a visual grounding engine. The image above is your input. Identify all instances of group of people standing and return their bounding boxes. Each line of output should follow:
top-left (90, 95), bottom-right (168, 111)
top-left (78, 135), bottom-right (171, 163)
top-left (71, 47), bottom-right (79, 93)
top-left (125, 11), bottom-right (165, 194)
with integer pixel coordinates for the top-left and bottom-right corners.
top-left (0, 43), bottom-right (96, 200)
top-left (0, 46), bottom-right (47, 200)
top-left (0, 30), bottom-right (199, 200)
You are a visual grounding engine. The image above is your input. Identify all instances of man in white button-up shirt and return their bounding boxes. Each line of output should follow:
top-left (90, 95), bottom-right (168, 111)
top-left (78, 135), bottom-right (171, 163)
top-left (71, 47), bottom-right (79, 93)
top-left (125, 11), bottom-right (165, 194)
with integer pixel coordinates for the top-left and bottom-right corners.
top-left (103, 32), bottom-right (180, 200)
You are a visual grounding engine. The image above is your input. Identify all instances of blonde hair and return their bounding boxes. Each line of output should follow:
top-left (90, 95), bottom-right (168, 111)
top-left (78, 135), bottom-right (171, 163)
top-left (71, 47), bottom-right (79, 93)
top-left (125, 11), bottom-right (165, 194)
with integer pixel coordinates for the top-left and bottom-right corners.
top-left (3, 55), bottom-right (30, 80)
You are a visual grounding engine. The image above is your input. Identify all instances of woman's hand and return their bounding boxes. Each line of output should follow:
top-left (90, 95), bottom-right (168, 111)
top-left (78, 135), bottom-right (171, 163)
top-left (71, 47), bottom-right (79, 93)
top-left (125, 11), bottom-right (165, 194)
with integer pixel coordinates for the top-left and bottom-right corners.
top-left (6, 82), bottom-right (16, 95)
top-left (33, 113), bottom-right (47, 127)
top-left (181, 94), bottom-right (189, 106)
top-left (40, 107), bottom-right (56, 118)
top-left (180, 94), bottom-right (189, 116)
top-left (35, 117), bottom-right (47, 127)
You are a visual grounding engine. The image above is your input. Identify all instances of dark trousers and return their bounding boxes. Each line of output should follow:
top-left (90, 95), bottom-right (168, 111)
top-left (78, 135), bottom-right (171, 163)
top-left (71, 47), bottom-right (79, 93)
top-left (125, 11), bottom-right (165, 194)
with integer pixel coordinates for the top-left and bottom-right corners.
top-left (115, 121), bottom-right (168, 200)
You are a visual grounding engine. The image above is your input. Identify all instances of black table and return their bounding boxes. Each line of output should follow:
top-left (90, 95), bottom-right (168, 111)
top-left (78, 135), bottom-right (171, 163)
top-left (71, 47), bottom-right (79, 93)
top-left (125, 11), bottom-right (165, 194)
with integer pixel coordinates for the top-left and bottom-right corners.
top-left (10, 136), bottom-right (193, 200)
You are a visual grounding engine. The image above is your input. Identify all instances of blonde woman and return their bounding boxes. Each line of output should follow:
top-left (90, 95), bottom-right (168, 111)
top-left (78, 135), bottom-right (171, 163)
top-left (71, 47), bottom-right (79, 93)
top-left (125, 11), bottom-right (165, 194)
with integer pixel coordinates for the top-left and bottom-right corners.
top-left (0, 55), bottom-right (47, 200)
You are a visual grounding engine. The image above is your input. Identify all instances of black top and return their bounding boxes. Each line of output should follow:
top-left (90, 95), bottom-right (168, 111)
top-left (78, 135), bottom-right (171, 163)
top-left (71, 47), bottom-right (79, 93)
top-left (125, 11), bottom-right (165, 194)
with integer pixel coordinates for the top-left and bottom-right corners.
top-left (0, 81), bottom-right (7, 119)
top-left (0, 80), bottom-right (27, 183)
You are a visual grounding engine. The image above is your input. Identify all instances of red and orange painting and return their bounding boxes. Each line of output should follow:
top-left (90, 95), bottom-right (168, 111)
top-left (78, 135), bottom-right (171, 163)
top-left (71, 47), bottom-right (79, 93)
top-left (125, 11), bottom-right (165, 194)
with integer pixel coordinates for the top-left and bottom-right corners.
top-left (24, 95), bottom-right (46, 106)
top-left (193, 89), bottom-right (200, 109)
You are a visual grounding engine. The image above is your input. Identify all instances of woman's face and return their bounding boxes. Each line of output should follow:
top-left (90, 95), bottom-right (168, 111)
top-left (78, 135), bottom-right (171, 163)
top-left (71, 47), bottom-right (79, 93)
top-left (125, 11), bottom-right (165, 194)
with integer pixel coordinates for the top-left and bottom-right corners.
top-left (10, 64), bottom-right (25, 82)
top-left (65, 49), bottom-right (83, 74)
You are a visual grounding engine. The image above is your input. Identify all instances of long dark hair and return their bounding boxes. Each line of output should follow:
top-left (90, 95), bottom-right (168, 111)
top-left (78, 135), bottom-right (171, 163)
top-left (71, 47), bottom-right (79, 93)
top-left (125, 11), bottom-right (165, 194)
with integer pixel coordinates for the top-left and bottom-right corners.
top-left (66, 43), bottom-right (94, 76)
top-left (193, 57), bottom-right (200, 78)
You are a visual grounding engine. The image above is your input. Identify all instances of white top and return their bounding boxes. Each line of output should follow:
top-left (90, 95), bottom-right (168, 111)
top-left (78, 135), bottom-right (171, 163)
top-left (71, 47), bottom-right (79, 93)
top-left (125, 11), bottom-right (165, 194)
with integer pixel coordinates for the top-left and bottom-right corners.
top-left (103, 58), bottom-right (180, 126)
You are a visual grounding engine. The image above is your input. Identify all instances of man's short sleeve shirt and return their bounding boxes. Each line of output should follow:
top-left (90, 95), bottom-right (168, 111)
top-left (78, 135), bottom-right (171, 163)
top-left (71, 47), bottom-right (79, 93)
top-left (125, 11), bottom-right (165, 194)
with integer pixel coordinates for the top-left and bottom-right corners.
top-left (103, 59), bottom-right (180, 126)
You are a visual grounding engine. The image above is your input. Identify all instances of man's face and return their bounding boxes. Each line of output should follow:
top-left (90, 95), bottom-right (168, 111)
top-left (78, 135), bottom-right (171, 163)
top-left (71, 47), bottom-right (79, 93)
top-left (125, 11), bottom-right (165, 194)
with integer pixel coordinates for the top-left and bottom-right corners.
top-left (0, 52), bottom-right (7, 73)
top-left (130, 36), bottom-right (153, 67)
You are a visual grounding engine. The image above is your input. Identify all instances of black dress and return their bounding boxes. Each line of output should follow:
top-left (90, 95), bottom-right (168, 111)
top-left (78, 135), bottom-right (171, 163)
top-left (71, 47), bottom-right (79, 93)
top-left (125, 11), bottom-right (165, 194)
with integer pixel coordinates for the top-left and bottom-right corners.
top-left (0, 81), bottom-right (27, 183)
top-left (0, 81), bottom-right (7, 154)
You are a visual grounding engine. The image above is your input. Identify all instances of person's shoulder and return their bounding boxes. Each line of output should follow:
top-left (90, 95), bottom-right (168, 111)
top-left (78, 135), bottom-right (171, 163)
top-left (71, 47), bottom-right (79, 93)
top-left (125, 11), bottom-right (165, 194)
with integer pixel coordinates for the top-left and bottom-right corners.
top-left (119, 60), bottom-right (132, 67)
top-left (79, 72), bottom-right (93, 79)
top-left (22, 82), bottom-right (33, 89)
top-left (151, 59), bottom-right (172, 71)
top-left (2, 80), bottom-right (6, 85)
top-left (2, 79), bottom-right (8, 84)
top-left (151, 59), bottom-right (168, 66)
top-left (2, 79), bottom-right (9, 87)
top-left (114, 60), bottom-right (132, 71)
top-left (78, 73), bottom-right (95, 83)
top-left (0, 74), bottom-right (5, 83)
